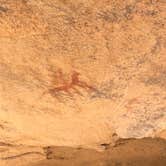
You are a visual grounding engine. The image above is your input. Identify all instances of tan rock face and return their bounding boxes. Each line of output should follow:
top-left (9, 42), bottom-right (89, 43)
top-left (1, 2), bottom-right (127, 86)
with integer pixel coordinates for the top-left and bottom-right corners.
top-left (0, 0), bottom-right (166, 149)
top-left (1, 138), bottom-right (166, 166)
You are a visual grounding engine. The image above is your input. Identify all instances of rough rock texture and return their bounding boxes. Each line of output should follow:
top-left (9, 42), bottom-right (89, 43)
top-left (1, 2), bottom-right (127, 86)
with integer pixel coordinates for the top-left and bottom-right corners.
top-left (0, 0), bottom-right (166, 155)
top-left (0, 138), bottom-right (166, 166)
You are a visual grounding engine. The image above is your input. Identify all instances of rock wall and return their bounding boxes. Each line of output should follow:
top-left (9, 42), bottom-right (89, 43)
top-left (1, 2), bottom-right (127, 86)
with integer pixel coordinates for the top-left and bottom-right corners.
top-left (0, 0), bottom-right (165, 149)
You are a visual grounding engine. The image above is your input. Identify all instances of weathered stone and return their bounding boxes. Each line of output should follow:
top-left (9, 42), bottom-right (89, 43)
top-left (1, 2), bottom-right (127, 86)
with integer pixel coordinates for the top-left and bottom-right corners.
top-left (0, 0), bottom-right (165, 156)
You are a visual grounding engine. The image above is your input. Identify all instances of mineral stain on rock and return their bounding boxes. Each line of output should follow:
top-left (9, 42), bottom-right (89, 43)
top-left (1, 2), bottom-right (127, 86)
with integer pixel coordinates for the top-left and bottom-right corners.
top-left (0, 6), bottom-right (8, 13)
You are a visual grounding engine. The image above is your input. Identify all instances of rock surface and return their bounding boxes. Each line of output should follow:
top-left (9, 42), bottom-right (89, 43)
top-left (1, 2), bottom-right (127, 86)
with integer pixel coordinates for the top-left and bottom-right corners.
top-left (0, 138), bottom-right (166, 166)
top-left (0, 0), bottom-right (166, 154)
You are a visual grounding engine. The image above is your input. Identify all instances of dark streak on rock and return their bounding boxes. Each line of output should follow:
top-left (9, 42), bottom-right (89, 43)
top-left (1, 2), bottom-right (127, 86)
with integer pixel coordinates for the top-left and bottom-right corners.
top-left (0, 142), bottom-right (13, 147)
top-left (0, 152), bottom-right (45, 160)
top-left (0, 6), bottom-right (8, 13)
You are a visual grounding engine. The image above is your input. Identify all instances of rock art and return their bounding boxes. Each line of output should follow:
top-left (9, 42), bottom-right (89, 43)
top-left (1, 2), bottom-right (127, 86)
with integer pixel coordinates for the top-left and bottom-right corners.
top-left (0, 0), bottom-right (165, 155)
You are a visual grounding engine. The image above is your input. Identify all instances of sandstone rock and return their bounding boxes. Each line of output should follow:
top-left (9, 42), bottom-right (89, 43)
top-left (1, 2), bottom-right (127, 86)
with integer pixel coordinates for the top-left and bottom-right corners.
top-left (0, 0), bottom-right (165, 153)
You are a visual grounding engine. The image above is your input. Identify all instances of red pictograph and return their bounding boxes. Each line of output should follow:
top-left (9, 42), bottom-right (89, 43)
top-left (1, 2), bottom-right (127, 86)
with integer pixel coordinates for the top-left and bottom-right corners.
top-left (48, 69), bottom-right (96, 98)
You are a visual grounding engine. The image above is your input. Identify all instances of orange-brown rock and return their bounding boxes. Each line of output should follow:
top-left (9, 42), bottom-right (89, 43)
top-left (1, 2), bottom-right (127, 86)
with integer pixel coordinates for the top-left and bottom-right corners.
top-left (0, 1), bottom-right (165, 165)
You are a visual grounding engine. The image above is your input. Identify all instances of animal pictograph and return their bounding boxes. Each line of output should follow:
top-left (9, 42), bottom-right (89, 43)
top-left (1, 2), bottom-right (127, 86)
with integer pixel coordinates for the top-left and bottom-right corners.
top-left (48, 70), bottom-right (97, 99)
